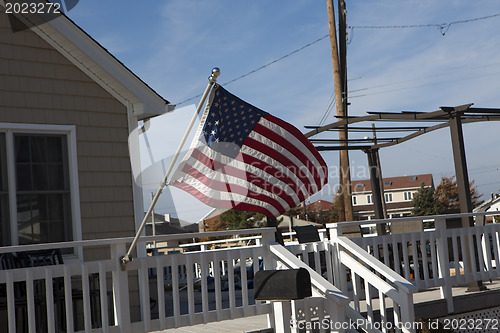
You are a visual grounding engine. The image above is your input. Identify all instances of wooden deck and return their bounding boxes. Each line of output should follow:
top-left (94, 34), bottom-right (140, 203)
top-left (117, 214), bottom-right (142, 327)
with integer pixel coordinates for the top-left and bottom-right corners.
top-left (153, 314), bottom-right (270, 333)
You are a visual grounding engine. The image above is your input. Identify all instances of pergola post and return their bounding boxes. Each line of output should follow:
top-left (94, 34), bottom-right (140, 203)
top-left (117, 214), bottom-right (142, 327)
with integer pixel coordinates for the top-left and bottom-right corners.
top-left (442, 105), bottom-right (487, 292)
top-left (366, 148), bottom-right (386, 235)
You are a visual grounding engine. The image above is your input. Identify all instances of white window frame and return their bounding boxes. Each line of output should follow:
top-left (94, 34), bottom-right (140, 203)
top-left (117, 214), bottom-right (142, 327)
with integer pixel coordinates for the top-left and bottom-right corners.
top-left (352, 195), bottom-right (357, 205)
top-left (0, 123), bottom-right (82, 246)
top-left (367, 194), bottom-right (372, 204)
top-left (385, 193), bottom-right (393, 202)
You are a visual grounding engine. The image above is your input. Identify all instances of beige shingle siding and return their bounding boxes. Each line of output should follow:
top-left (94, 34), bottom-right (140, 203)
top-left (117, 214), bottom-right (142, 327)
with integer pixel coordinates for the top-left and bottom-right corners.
top-left (0, 11), bottom-right (136, 244)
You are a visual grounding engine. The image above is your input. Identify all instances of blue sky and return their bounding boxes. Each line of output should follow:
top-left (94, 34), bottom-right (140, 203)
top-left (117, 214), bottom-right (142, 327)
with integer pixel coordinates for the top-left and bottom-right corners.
top-left (68, 1), bottom-right (500, 223)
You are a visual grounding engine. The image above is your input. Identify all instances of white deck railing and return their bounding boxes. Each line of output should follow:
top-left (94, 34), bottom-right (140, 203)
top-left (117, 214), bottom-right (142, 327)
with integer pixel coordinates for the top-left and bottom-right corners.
top-left (330, 211), bottom-right (500, 314)
top-left (2, 211), bottom-right (500, 333)
top-left (0, 229), bottom-right (277, 333)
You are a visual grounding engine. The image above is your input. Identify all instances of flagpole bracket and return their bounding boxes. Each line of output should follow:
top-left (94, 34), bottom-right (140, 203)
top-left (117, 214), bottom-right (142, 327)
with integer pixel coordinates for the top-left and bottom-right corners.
top-left (120, 255), bottom-right (131, 271)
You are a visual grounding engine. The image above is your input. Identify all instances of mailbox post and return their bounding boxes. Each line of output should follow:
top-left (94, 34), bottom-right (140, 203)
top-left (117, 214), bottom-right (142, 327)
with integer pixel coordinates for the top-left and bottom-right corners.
top-left (254, 268), bottom-right (312, 333)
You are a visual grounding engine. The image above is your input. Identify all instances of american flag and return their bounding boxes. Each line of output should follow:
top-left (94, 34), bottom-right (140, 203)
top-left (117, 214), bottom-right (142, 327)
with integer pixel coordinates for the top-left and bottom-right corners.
top-left (171, 85), bottom-right (328, 217)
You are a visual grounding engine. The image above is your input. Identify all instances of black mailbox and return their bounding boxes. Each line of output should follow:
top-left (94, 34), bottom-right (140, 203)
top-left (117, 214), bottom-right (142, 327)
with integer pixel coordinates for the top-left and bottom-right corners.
top-left (254, 268), bottom-right (312, 301)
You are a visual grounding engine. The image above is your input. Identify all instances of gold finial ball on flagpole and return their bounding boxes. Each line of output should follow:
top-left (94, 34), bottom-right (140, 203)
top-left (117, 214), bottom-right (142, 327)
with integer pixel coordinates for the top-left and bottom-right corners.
top-left (209, 67), bottom-right (221, 82)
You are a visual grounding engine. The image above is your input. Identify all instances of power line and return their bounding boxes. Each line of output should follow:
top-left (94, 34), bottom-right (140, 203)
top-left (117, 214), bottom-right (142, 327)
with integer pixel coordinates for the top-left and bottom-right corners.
top-left (176, 34), bottom-right (330, 106)
top-left (318, 92), bottom-right (336, 126)
top-left (349, 61), bottom-right (500, 94)
top-left (175, 12), bottom-right (500, 106)
top-left (349, 13), bottom-right (500, 35)
top-left (349, 70), bottom-right (500, 100)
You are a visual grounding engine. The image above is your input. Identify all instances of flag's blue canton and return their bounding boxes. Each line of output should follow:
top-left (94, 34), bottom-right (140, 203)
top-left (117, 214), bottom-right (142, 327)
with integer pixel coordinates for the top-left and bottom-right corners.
top-left (201, 86), bottom-right (267, 157)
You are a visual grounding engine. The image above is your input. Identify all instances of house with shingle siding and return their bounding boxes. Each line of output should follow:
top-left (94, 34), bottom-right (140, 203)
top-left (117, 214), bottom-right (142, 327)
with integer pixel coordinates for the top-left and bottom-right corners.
top-left (0, 4), bottom-right (173, 261)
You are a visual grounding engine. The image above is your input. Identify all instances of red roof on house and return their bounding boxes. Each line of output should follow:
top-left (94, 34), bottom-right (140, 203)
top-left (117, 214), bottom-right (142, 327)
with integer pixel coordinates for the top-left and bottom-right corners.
top-left (351, 174), bottom-right (434, 193)
top-left (305, 200), bottom-right (333, 211)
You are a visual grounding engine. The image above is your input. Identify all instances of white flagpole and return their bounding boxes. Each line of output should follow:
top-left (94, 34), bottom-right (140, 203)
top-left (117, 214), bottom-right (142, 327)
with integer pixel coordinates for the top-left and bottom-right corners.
top-left (121, 67), bottom-right (221, 268)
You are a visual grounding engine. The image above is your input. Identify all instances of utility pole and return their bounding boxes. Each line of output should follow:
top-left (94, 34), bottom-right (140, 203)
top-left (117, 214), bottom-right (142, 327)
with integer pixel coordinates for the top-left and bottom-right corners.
top-left (327, 0), bottom-right (353, 221)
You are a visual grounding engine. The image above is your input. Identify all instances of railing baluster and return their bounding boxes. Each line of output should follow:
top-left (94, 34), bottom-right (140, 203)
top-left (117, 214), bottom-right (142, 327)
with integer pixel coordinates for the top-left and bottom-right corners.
top-left (213, 252), bottom-right (223, 320)
top-left (382, 237), bottom-right (390, 268)
top-left (475, 227), bottom-right (487, 280)
top-left (492, 229), bottom-right (500, 277)
top-left (45, 267), bottom-right (55, 333)
top-left (227, 251), bottom-right (236, 317)
top-left (401, 235), bottom-right (411, 281)
top-left (379, 289), bottom-right (387, 333)
top-left (139, 259), bottom-right (151, 331)
top-left (393, 301), bottom-right (402, 333)
top-left (466, 231), bottom-right (479, 281)
top-left (252, 252), bottom-right (262, 315)
top-left (301, 245), bottom-right (309, 268)
top-left (410, 233), bottom-right (421, 289)
top-left (25, 269), bottom-right (36, 333)
top-left (352, 273), bottom-right (361, 313)
top-left (435, 218), bottom-right (453, 314)
top-left (185, 255), bottom-right (195, 324)
top-left (171, 255), bottom-right (180, 327)
top-left (200, 254), bottom-right (209, 323)
top-left (98, 262), bottom-right (109, 333)
top-left (392, 235), bottom-right (401, 275)
top-left (364, 279), bottom-right (374, 324)
top-left (64, 265), bottom-right (74, 333)
top-left (429, 234), bottom-right (439, 286)
top-left (451, 230), bottom-right (461, 283)
top-left (324, 242), bottom-right (334, 284)
top-left (82, 263), bottom-right (92, 332)
top-left (313, 243), bottom-right (322, 275)
top-left (483, 228), bottom-right (493, 277)
top-left (6, 271), bottom-right (15, 333)
top-left (420, 236), bottom-right (430, 288)
top-left (240, 252), bottom-right (249, 315)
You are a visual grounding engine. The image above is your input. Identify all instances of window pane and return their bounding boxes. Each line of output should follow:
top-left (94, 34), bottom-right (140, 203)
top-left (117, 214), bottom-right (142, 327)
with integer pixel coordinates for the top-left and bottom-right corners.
top-left (46, 136), bottom-right (63, 162)
top-left (0, 133), bottom-right (10, 246)
top-left (16, 164), bottom-right (33, 191)
top-left (15, 135), bottom-right (30, 163)
top-left (47, 164), bottom-right (64, 190)
top-left (15, 135), bottom-right (72, 245)
top-left (17, 194), bottom-right (69, 244)
top-left (30, 136), bottom-right (47, 163)
top-left (32, 164), bottom-right (48, 190)
top-left (17, 194), bottom-right (40, 244)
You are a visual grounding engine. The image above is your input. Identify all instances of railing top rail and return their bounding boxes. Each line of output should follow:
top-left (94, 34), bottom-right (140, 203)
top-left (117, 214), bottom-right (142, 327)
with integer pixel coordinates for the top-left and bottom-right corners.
top-left (0, 227), bottom-right (276, 254)
top-left (178, 235), bottom-right (262, 247)
top-left (335, 235), bottom-right (418, 294)
top-left (327, 211), bottom-right (500, 228)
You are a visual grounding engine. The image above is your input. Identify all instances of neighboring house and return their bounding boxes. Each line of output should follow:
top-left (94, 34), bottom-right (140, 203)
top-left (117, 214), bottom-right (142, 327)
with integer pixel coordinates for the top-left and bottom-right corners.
top-left (351, 174), bottom-right (434, 220)
top-left (144, 213), bottom-right (189, 236)
top-left (304, 199), bottom-right (333, 212)
top-left (473, 194), bottom-right (500, 224)
top-left (0, 6), bottom-right (173, 261)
